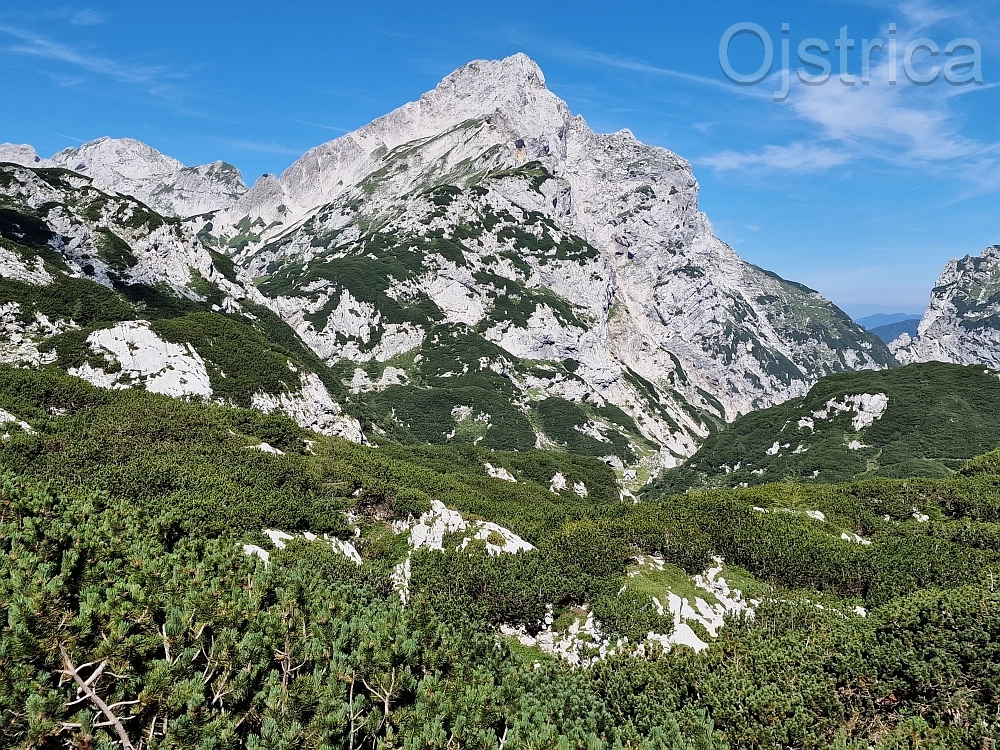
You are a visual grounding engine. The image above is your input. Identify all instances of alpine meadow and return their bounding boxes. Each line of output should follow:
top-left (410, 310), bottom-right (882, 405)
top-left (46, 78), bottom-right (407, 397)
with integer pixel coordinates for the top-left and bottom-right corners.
top-left (4, 5), bottom-right (1000, 749)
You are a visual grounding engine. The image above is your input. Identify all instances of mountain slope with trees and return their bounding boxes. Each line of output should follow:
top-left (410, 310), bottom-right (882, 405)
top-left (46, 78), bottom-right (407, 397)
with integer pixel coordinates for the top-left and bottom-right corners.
top-left (3, 53), bottom-right (896, 472)
top-left (650, 362), bottom-right (1000, 493)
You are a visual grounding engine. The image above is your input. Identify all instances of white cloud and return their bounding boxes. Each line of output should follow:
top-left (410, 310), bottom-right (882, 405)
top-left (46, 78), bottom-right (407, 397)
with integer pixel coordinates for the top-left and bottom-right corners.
top-left (699, 143), bottom-right (851, 172)
top-left (788, 64), bottom-right (989, 164)
top-left (66, 9), bottom-right (109, 27)
top-left (899, 1), bottom-right (962, 30)
top-left (209, 138), bottom-right (299, 155)
top-left (288, 119), bottom-right (349, 133)
top-left (701, 7), bottom-right (1000, 194)
top-left (532, 40), bottom-right (772, 100)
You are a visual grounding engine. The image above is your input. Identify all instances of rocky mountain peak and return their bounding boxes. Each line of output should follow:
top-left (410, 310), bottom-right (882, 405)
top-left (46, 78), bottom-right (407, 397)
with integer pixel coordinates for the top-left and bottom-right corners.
top-left (430, 52), bottom-right (550, 111)
top-left (0, 137), bottom-right (248, 218)
top-left (892, 244), bottom-right (1000, 367)
top-left (225, 53), bottom-right (573, 231)
top-left (405, 53), bottom-right (567, 149)
top-left (50, 136), bottom-right (250, 208)
top-left (50, 137), bottom-right (183, 181)
top-left (0, 143), bottom-right (43, 166)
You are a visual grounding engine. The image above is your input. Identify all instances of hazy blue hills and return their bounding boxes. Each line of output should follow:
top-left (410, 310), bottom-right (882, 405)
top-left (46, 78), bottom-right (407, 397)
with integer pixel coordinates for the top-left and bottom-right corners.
top-left (855, 312), bottom-right (923, 329)
top-left (870, 318), bottom-right (920, 343)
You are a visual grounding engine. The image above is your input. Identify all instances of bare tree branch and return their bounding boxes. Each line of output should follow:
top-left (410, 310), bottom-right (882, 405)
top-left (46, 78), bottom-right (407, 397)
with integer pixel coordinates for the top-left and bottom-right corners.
top-left (60, 646), bottom-right (136, 750)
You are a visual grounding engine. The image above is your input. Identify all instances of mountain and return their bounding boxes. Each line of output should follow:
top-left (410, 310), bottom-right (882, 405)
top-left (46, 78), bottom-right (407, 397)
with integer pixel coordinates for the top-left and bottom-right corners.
top-left (0, 143), bottom-right (44, 167)
top-left (195, 53), bottom-right (892, 469)
top-left (856, 312), bottom-right (922, 329)
top-left (0, 161), bottom-right (362, 440)
top-left (0, 54), bottom-right (895, 472)
top-left (892, 245), bottom-right (1000, 366)
top-left (651, 361), bottom-right (1000, 492)
top-left (0, 138), bottom-right (247, 217)
top-left (870, 318), bottom-right (919, 343)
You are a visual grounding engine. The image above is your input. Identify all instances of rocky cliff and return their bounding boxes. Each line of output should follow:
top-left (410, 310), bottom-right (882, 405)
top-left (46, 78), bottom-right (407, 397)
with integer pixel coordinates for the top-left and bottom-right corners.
top-left (892, 245), bottom-right (1000, 367)
top-left (1, 138), bottom-right (247, 218)
top-left (0, 161), bottom-right (361, 441)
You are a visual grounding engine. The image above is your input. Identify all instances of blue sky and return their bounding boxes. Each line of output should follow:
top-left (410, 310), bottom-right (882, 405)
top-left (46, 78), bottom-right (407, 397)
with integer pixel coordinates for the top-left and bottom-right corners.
top-left (2, 1), bottom-right (999, 317)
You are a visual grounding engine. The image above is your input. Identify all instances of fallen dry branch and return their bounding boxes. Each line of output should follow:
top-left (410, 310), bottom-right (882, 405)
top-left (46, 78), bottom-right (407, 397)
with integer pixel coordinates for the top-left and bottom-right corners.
top-left (59, 646), bottom-right (137, 750)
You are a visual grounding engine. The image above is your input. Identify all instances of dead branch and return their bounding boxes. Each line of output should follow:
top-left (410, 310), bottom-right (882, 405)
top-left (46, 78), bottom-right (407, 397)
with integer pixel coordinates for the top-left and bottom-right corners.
top-left (60, 646), bottom-right (136, 750)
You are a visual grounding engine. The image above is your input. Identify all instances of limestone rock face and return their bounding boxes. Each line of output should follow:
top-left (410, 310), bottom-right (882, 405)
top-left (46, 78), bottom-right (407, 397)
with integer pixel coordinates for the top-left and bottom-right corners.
top-left (0, 144), bottom-right (44, 167)
top-left (892, 246), bottom-right (1000, 367)
top-left (1, 137), bottom-right (247, 217)
top-left (1, 54), bottom-right (894, 470)
top-left (0, 162), bottom-right (359, 442)
top-left (196, 53), bottom-right (890, 467)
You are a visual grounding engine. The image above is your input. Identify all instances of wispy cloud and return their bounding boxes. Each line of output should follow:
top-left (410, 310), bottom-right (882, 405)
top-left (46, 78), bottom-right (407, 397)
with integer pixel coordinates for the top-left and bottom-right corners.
top-left (2, 7), bottom-right (111, 27)
top-left (699, 5), bottom-right (1000, 196)
top-left (700, 142), bottom-right (852, 172)
top-left (511, 37), bottom-right (770, 99)
top-left (899, 0), bottom-right (962, 30)
top-left (39, 70), bottom-right (85, 87)
top-left (64, 8), bottom-right (109, 26)
top-left (308, 83), bottom-right (377, 101)
top-left (0, 24), bottom-right (171, 87)
top-left (209, 138), bottom-right (300, 155)
top-left (289, 119), bottom-right (349, 133)
top-left (555, 47), bottom-right (737, 92)
top-left (693, 121), bottom-right (722, 135)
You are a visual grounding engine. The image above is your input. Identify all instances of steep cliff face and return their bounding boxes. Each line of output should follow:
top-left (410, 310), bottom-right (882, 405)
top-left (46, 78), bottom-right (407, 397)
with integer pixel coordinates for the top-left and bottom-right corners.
top-left (194, 54), bottom-right (890, 468)
top-left (892, 246), bottom-right (1000, 367)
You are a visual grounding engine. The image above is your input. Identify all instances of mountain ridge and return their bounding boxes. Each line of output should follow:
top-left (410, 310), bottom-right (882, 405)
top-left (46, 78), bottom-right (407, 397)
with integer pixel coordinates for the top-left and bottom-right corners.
top-left (892, 245), bottom-right (1000, 366)
top-left (0, 137), bottom-right (248, 218)
top-left (0, 53), bottom-right (895, 472)
top-left (204, 53), bottom-right (893, 447)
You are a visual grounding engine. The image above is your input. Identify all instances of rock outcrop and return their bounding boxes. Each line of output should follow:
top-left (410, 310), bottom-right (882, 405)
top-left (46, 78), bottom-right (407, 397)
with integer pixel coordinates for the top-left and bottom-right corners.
top-left (892, 245), bottom-right (1000, 367)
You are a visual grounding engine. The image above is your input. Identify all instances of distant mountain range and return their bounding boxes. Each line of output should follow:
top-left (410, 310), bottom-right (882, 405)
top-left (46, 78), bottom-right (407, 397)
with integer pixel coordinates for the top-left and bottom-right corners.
top-left (855, 313), bottom-right (921, 343)
top-left (855, 312), bottom-right (923, 329)
top-left (870, 319), bottom-right (920, 343)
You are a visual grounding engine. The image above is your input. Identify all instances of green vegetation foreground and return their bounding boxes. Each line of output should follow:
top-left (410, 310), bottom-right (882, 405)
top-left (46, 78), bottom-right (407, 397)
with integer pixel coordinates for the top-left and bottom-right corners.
top-left (3, 366), bottom-right (1000, 749)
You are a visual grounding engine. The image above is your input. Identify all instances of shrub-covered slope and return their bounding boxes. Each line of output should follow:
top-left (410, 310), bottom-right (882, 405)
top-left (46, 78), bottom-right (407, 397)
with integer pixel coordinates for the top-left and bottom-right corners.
top-left (651, 362), bottom-right (1000, 493)
top-left (4, 366), bottom-right (1000, 748)
top-left (0, 161), bottom-right (365, 440)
